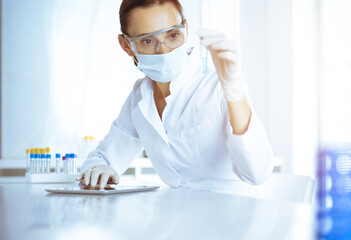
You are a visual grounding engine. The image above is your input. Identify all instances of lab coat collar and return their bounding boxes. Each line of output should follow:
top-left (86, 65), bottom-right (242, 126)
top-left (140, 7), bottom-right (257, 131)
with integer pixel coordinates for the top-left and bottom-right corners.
top-left (137, 92), bottom-right (170, 146)
top-left (137, 76), bottom-right (169, 146)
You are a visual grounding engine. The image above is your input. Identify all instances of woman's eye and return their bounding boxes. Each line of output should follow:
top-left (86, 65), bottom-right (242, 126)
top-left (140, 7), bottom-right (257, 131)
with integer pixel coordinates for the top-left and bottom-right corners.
top-left (169, 33), bottom-right (179, 40)
top-left (141, 39), bottom-right (153, 46)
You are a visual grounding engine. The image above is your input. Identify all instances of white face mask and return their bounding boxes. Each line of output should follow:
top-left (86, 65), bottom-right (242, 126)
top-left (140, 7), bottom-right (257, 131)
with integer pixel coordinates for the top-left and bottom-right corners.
top-left (134, 44), bottom-right (189, 83)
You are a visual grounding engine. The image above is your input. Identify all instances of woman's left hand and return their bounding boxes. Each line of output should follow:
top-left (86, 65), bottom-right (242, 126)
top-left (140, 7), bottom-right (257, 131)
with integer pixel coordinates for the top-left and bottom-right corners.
top-left (198, 29), bottom-right (245, 102)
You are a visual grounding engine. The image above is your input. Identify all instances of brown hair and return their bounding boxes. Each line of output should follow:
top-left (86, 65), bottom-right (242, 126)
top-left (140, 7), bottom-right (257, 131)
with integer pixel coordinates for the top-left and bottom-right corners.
top-left (119, 0), bottom-right (185, 35)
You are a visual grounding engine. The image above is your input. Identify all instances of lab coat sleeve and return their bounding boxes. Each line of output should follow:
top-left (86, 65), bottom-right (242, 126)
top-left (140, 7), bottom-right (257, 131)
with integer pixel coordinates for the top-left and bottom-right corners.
top-left (217, 82), bottom-right (274, 185)
top-left (80, 93), bottom-right (143, 176)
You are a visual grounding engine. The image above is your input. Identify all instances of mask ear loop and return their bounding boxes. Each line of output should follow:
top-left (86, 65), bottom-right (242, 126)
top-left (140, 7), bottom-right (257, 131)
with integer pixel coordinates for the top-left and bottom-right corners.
top-left (123, 35), bottom-right (139, 66)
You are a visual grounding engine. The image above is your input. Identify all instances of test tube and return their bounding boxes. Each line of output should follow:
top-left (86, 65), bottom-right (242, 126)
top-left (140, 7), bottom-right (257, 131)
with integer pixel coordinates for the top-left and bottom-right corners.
top-left (40, 149), bottom-right (46, 174)
top-left (33, 149), bottom-right (36, 174)
top-left (35, 148), bottom-right (40, 174)
top-left (46, 154), bottom-right (51, 174)
top-left (46, 156), bottom-right (51, 173)
top-left (63, 155), bottom-right (68, 173)
top-left (69, 153), bottom-right (73, 174)
top-left (74, 154), bottom-right (78, 174)
top-left (30, 151), bottom-right (35, 174)
top-left (46, 147), bottom-right (51, 174)
top-left (55, 153), bottom-right (61, 173)
top-left (200, 0), bottom-right (209, 73)
top-left (70, 153), bottom-right (77, 174)
top-left (65, 153), bottom-right (70, 173)
top-left (25, 149), bottom-right (30, 173)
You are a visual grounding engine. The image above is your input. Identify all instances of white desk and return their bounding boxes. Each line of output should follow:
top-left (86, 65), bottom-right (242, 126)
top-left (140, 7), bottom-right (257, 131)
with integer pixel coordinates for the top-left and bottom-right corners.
top-left (0, 180), bottom-right (315, 240)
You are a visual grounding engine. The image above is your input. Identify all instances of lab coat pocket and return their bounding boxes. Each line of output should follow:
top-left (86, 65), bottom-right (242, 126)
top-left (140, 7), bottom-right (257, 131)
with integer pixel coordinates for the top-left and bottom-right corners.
top-left (180, 117), bottom-right (216, 156)
top-left (181, 119), bottom-right (214, 138)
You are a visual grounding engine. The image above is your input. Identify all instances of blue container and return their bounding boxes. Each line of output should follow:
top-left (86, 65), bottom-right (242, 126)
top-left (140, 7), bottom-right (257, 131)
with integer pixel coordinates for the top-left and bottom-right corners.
top-left (317, 146), bottom-right (351, 239)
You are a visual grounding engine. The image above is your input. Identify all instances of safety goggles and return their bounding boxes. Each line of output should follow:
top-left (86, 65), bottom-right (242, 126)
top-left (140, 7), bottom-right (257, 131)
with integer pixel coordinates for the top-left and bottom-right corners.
top-left (123, 22), bottom-right (186, 55)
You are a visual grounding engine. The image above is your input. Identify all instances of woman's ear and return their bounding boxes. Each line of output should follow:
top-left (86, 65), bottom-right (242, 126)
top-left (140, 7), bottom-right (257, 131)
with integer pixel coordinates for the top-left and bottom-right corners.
top-left (185, 20), bottom-right (189, 41)
top-left (118, 34), bottom-right (135, 57)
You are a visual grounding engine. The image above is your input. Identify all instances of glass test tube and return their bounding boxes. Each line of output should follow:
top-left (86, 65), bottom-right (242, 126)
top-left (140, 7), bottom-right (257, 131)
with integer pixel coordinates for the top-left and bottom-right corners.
top-left (70, 153), bottom-right (74, 174)
top-left (63, 155), bottom-right (68, 173)
top-left (25, 149), bottom-right (30, 173)
top-left (35, 149), bottom-right (40, 174)
top-left (46, 154), bottom-right (51, 174)
top-left (40, 149), bottom-right (46, 174)
top-left (65, 154), bottom-right (70, 173)
top-left (30, 153), bottom-right (35, 174)
top-left (70, 153), bottom-right (77, 174)
top-left (46, 147), bottom-right (51, 174)
top-left (31, 149), bottom-right (36, 174)
top-left (74, 154), bottom-right (77, 174)
top-left (55, 153), bottom-right (61, 173)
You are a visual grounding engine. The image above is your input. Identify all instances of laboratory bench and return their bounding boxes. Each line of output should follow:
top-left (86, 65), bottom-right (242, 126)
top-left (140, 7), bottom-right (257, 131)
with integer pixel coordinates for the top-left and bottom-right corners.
top-left (0, 177), bottom-right (315, 240)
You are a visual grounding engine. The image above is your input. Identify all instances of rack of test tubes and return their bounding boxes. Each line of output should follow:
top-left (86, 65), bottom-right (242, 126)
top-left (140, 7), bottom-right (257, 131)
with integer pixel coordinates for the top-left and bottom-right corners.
top-left (25, 147), bottom-right (78, 183)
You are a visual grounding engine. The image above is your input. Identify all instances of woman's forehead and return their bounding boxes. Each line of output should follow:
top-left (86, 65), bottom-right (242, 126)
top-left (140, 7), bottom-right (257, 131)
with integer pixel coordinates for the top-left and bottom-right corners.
top-left (127, 2), bottom-right (182, 38)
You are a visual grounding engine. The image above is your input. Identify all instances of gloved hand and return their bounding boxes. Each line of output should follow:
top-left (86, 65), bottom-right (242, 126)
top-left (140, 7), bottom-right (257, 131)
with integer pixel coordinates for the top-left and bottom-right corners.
top-left (198, 29), bottom-right (245, 102)
top-left (76, 165), bottom-right (120, 189)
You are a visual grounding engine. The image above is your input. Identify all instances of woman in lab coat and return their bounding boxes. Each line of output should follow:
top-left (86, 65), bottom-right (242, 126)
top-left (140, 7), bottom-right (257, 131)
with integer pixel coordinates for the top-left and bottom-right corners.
top-left (77, 0), bottom-right (274, 190)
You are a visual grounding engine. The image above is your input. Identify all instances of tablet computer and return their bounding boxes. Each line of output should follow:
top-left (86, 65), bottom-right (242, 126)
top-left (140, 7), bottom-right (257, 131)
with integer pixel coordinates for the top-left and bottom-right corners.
top-left (45, 185), bottom-right (160, 195)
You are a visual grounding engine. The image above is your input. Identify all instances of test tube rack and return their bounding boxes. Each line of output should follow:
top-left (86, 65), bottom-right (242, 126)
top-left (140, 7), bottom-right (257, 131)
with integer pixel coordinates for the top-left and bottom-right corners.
top-left (25, 173), bottom-right (78, 183)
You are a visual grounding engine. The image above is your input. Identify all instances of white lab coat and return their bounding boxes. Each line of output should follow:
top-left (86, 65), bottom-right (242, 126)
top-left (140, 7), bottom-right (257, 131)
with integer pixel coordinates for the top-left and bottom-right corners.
top-left (81, 51), bottom-right (274, 189)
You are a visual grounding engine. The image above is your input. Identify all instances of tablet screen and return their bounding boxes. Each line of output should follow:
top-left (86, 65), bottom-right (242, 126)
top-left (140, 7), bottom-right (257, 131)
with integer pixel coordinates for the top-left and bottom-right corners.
top-left (45, 185), bottom-right (160, 195)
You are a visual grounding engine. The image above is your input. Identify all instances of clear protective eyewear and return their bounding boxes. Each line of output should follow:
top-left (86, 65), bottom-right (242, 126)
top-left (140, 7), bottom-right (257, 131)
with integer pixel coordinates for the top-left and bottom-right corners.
top-left (123, 22), bottom-right (186, 55)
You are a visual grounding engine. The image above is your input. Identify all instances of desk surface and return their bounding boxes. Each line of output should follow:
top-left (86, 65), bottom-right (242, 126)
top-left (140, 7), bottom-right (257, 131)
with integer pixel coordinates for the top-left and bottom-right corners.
top-left (0, 181), bottom-right (314, 240)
